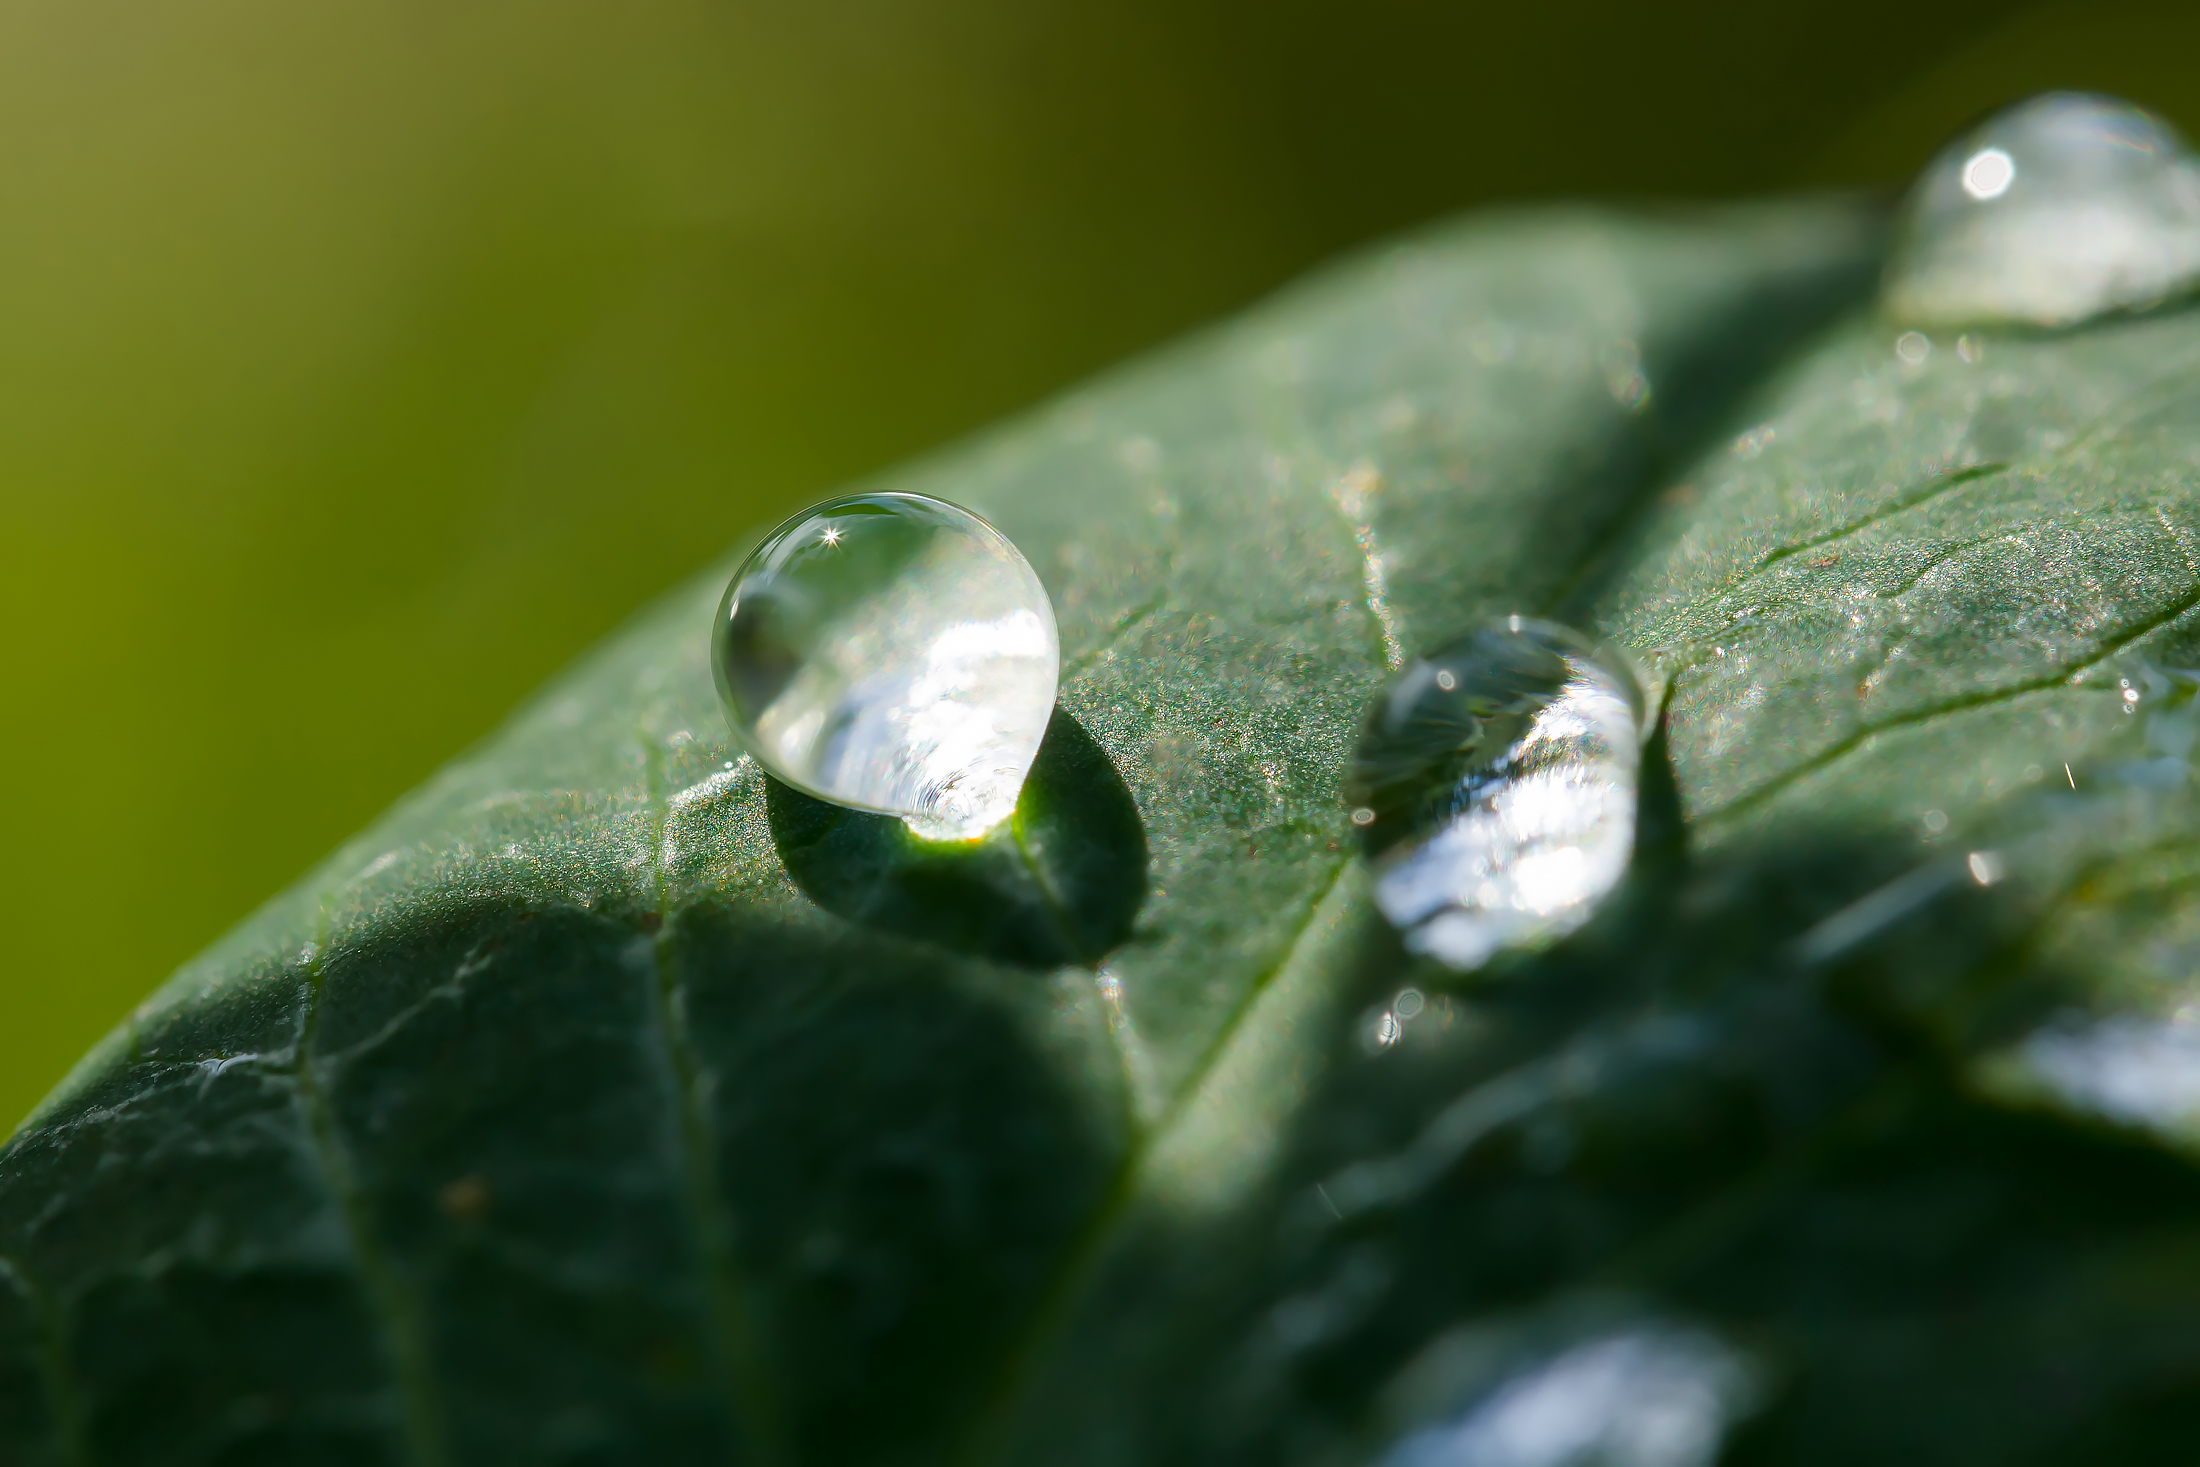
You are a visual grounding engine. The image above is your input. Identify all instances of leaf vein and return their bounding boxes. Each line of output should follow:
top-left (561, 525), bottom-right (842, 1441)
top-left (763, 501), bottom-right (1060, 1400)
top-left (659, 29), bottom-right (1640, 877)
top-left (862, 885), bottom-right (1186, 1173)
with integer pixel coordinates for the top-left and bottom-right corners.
top-left (641, 738), bottom-right (785, 1467)
top-left (1706, 582), bottom-right (2200, 823)
top-left (1756, 461), bottom-right (2010, 570)
top-left (953, 853), bottom-right (1357, 1465)
top-left (293, 923), bottom-right (451, 1467)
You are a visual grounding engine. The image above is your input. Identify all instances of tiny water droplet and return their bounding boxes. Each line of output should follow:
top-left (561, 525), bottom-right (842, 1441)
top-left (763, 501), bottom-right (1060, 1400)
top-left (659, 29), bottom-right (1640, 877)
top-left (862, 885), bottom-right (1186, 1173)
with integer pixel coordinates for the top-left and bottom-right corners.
top-left (1346, 619), bottom-right (1646, 971)
top-left (1886, 92), bottom-right (2200, 327)
top-left (1731, 423), bottom-right (1776, 459)
top-left (713, 492), bottom-right (1059, 842)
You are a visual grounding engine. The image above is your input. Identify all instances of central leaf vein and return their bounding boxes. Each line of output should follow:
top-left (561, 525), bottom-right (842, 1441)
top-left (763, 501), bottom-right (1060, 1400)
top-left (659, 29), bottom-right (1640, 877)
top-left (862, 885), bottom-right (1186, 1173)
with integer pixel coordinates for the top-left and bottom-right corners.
top-left (293, 915), bottom-right (451, 1467)
top-left (953, 853), bottom-right (1357, 1464)
top-left (641, 737), bottom-right (785, 1467)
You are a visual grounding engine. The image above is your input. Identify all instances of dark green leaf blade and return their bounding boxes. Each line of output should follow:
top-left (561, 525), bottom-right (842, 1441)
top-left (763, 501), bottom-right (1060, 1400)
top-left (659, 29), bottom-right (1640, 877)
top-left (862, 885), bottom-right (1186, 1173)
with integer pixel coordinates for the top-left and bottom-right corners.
top-left (43, 193), bottom-right (2200, 1466)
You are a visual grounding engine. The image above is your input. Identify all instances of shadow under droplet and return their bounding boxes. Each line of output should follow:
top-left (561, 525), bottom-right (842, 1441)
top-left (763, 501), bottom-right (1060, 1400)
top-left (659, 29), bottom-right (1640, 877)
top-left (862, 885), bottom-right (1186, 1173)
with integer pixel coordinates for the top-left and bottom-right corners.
top-left (766, 708), bottom-right (1147, 968)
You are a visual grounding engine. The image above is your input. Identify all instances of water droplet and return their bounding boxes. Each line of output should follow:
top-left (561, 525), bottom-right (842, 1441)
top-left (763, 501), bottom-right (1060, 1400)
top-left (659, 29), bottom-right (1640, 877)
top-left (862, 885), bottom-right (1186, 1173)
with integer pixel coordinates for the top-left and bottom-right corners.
top-left (713, 492), bottom-right (1059, 842)
top-left (1885, 92), bottom-right (2200, 327)
top-left (1346, 618), bottom-right (1646, 971)
top-left (1379, 1326), bottom-right (1756, 1467)
top-left (2019, 1012), bottom-right (2200, 1132)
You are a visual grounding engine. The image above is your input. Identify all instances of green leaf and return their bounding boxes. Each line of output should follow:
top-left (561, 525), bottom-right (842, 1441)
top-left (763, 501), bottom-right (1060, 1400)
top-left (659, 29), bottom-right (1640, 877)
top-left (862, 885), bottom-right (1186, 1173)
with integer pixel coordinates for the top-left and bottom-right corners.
top-left (15, 194), bottom-right (2200, 1464)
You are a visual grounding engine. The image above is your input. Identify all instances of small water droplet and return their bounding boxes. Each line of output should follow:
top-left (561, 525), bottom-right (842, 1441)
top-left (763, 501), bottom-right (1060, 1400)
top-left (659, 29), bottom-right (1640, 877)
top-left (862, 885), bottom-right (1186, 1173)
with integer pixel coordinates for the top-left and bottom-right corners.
top-left (1599, 338), bottom-right (1651, 411)
top-left (1894, 330), bottom-right (1932, 364)
top-left (1346, 619), bottom-right (1645, 971)
top-left (713, 492), bottom-right (1059, 842)
top-left (1885, 92), bottom-right (2200, 327)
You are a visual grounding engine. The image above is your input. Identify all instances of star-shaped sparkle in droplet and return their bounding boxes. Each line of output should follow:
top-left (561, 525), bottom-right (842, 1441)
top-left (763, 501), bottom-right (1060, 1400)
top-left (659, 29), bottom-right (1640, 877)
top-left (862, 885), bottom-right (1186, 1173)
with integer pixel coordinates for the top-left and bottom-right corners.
top-left (818, 524), bottom-right (843, 547)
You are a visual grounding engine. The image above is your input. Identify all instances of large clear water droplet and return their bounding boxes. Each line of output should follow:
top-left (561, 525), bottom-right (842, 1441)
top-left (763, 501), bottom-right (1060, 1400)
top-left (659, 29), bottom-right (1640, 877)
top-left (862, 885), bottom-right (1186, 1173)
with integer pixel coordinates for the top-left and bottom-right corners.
top-left (1885, 92), bottom-right (2200, 328)
top-left (1347, 618), bottom-right (1645, 970)
top-left (713, 492), bottom-right (1059, 842)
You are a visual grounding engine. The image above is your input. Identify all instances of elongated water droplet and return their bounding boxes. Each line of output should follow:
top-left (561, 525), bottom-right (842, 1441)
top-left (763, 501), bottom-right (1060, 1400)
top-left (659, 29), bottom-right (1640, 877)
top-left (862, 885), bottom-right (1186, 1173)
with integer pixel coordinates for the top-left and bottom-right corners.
top-left (713, 492), bottom-right (1059, 842)
top-left (1347, 619), bottom-right (1645, 970)
top-left (1885, 92), bottom-right (2200, 327)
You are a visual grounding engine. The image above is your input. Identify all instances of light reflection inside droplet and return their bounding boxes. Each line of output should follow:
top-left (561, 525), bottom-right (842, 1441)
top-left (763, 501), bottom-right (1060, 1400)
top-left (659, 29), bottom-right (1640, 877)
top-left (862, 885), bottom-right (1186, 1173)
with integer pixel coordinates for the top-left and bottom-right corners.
top-left (1961, 147), bottom-right (2017, 200)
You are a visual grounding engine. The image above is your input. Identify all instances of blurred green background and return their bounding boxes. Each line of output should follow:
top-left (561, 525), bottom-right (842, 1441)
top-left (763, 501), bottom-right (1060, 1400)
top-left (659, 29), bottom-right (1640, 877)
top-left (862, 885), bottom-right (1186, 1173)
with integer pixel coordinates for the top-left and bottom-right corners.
top-left (1, 0), bottom-right (2192, 1124)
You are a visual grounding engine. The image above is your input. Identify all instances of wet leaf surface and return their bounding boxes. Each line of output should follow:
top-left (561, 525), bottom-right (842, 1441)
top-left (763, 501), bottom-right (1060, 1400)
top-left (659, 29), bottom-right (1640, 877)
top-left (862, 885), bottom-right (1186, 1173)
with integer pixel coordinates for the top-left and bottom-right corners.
top-left (15, 196), bottom-right (2200, 1464)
